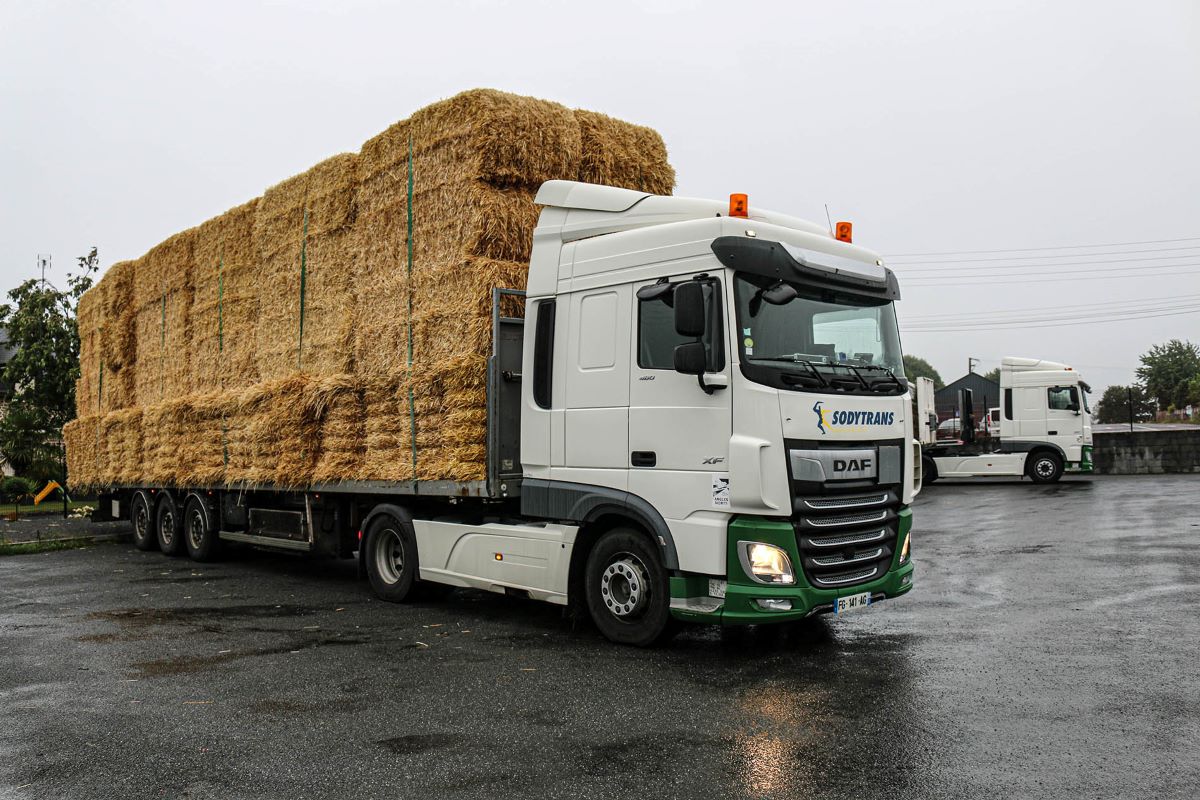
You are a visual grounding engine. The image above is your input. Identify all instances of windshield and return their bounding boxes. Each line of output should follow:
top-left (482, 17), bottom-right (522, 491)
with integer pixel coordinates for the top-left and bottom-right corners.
top-left (733, 273), bottom-right (906, 392)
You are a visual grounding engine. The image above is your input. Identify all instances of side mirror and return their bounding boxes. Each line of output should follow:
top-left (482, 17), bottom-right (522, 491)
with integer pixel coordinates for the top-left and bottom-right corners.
top-left (673, 342), bottom-right (707, 375)
top-left (673, 281), bottom-right (705, 337)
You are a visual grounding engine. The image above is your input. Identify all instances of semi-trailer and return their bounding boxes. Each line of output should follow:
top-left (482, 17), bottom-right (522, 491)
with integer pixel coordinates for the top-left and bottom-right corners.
top-left (69, 94), bottom-right (918, 645)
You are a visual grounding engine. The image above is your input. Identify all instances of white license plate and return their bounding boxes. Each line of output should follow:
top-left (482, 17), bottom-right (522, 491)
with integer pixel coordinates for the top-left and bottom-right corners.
top-left (833, 591), bottom-right (872, 615)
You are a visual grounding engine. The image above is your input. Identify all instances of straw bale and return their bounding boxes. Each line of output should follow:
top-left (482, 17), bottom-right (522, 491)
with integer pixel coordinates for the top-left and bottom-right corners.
top-left (134, 230), bottom-right (196, 308)
top-left (133, 287), bottom-right (193, 406)
top-left (99, 260), bottom-right (138, 374)
top-left (64, 415), bottom-right (101, 490)
top-left (255, 154), bottom-right (358, 380)
top-left (100, 408), bottom-right (143, 485)
top-left (575, 109), bottom-right (676, 195)
top-left (360, 371), bottom-right (415, 483)
top-left (177, 390), bottom-right (228, 486)
top-left (141, 399), bottom-right (191, 484)
top-left (191, 200), bottom-right (260, 393)
top-left (312, 375), bottom-right (365, 484)
top-left (358, 90), bottom-right (581, 214)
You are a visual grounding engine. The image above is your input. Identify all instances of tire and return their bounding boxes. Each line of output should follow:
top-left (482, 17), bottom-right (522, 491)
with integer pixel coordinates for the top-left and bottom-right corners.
top-left (1027, 451), bottom-right (1063, 483)
top-left (365, 514), bottom-right (418, 602)
top-left (155, 493), bottom-right (186, 556)
top-left (922, 457), bottom-right (939, 485)
top-left (183, 495), bottom-right (220, 562)
top-left (584, 528), bottom-right (673, 647)
top-left (130, 491), bottom-right (157, 551)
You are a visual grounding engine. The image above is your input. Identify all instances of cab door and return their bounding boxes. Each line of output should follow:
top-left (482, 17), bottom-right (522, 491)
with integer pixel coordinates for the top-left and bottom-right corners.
top-left (1046, 385), bottom-right (1082, 453)
top-left (628, 276), bottom-right (732, 516)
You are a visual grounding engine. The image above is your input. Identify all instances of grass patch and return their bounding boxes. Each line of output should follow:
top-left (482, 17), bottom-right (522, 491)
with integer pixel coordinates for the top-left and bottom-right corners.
top-left (0, 537), bottom-right (105, 557)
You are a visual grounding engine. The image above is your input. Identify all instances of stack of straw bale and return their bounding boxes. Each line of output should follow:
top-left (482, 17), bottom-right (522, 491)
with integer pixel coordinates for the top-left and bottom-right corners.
top-left (64, 89), bottom-right (674, 489)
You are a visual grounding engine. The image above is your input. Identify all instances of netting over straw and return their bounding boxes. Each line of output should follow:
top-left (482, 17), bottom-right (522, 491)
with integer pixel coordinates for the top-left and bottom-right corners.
top-left (65, 89), bottom-right (675, 490)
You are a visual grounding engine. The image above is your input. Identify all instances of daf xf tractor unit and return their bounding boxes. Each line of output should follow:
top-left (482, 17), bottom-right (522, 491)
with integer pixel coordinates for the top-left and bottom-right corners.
top-left (919, 356), bottom-right (1093, 484)
top-left (99, 183), bottom-right (920, 645)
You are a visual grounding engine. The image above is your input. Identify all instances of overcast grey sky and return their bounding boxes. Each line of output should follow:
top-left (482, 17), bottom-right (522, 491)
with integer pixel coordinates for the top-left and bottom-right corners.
top-left (2, 0), bottom-right (1197, 393)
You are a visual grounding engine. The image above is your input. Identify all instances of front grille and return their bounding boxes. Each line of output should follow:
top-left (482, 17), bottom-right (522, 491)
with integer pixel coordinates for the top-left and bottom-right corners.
top-left (794, 493), bottom-right (899, 590)
top-left (804, 509), bottom-right (889, 528)
top-left (800, 492), bottom-right (890, 511)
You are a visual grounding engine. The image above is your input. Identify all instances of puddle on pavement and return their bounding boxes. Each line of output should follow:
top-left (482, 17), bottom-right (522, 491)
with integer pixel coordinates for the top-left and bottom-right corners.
top-left (377, 733), bottom-right (463, 755)
top-left (131, 632), bottom-right (370, 677)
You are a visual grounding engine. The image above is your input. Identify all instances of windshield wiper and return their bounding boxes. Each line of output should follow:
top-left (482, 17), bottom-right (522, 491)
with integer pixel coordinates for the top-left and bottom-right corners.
top-left (755, 357), bottom-right (830, 388)
top-left (854, 363), bottom-right (904, 392)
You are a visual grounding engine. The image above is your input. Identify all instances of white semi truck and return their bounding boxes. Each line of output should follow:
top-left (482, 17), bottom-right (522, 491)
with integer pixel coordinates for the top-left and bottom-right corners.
top-left (107, 182), bottom-right (919, 645)
top-left (918, 357), bottom-right (1093, 484)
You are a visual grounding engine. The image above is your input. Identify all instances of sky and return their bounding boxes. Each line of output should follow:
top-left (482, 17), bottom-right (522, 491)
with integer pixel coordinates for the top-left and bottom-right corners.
top-left (2, 0), bottom-right (1198, 395)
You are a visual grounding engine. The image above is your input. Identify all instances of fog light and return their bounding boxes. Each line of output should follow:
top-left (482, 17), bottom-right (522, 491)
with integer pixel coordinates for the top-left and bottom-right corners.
top-left (756, 598), bottom-right (793, 611)
top-left (899, 533), bottom-right (911, 565)
top-left (737, 541), bottom-right (795, 585)
top-left (901, 574), bottom-right (912, 586)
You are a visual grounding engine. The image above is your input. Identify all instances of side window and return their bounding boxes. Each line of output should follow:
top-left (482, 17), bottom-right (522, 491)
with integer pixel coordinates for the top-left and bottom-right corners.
top-left (637, 281), bottom-right (724, 371)
top-left (1047, 386), bottom-right (1077, 411)
top-left (532, 299), bottom-right (555, 409)
top-left (1004, 388), bottom-right (1013, 420)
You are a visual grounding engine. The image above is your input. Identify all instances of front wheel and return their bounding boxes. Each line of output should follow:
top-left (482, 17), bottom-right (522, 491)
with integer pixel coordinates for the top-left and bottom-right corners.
top-left (1027, 451), bottom-right (1063, 483)
top-left (584, 528), bottom-right (673, 647)
top-left (365, 515), bottom-right (418, 602)
top-left (130, 491), bottom-right (157, 551)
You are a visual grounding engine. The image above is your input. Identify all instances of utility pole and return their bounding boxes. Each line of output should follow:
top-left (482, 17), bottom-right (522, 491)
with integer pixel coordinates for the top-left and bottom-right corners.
top-left (37, 254), bottom-right (51, 288)
top-left (968, 357), bottom-right (979, 375)
top-left (1128, 386), bottom-right (1135, 433)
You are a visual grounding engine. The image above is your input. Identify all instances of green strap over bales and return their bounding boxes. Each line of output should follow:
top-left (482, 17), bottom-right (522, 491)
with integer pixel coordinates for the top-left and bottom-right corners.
top-left (406, 137), bottom-right (418, 479)
top-left (97, 359), bottom-right (104, 412)
top-left (298, 209), bottom-right (308, 370)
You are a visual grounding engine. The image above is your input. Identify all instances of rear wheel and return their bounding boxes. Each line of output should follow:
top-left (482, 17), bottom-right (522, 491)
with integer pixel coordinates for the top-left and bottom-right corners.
top-left (183, 496), bottom-right (220, 562)
top-left (130, 491), bottom-right (156, 551)
top-left (155, 494), bottom-right (185, 556)
top-left (1027, 451), bottom-right (1063, 483)
top-left (584, 528), bottom-right (673, 647)
top-left (365, 514), bottom-right (418, 602)
top-left (922, 456), bottom-right (939, 485)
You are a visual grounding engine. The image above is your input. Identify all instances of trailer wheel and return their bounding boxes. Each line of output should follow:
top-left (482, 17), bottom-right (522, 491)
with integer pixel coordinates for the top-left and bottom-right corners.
top-left (365, 514), bottom-right (417, 602)
top-left (922, 456), bottom-right (939, 485)
top-left (584, 528), bottom-right (673, 647)
top-left (130, 491), bottom-right (157, 551)
top-left (183, 496), bottom-right (220, 562)
top-left (1027, 451), bottom-right (1063, 483)
top-left (155, 494), bottom-right (186, 556)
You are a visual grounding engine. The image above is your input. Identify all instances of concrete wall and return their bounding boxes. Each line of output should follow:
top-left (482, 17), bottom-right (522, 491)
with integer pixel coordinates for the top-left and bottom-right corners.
top-left (1094, 430), bottom-right (1200, 474)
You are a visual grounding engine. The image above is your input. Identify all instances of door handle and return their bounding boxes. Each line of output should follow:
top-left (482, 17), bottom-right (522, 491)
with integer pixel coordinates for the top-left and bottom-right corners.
top-left (1048, 430), bottom-right (1057, 435)
top-left (631, 451), bottom-right (657, 467)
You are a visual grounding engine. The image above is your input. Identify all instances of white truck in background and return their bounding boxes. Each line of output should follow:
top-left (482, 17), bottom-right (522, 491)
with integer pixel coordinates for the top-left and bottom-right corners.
top-left (918, 357), bottom-right (1094, 483)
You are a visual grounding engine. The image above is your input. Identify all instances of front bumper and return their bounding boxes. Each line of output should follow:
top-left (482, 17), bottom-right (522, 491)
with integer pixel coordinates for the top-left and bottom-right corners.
top-left (1068, 444), bottom-right (1094, 473)
top-left (669, 510), bottom-right (915, 625)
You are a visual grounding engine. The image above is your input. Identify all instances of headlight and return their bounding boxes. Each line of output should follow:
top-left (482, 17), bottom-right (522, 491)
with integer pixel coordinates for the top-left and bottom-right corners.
top-left (899, 533), bottom-right (911, 565)
top-left (737, 541), bottom-right (795, 585)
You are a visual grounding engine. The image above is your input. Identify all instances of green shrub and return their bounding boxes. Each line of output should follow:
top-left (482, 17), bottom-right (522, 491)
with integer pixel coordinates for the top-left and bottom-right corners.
top-left (0, 476), bottom-right (35, 504)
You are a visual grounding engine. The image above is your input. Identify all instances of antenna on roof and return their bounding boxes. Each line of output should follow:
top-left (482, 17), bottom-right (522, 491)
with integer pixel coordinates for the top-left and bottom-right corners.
top-left (824, 204), bottom-right (834, 236)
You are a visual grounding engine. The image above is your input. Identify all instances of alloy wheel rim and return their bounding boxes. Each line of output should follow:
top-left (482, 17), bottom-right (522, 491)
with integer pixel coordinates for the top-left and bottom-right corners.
top-left (374, 528), bottom-right (404, 584)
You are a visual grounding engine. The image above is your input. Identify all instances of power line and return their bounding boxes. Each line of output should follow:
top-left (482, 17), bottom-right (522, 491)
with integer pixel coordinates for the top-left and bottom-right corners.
top-left (909, 293), bottom-right (1200, 322)
top-left (906, 301), bottom-right (1200, 328)
top-left (896, 250), bottom-right (1200, 271)
top-left (891, 244), bottom-right (1200, 265)
top-left (902, 307), bottom-right (1200, 332)
top-left (901, 267), bottom-right (1200, 287)
top-left (885, 235), bottom-right (1200, 258)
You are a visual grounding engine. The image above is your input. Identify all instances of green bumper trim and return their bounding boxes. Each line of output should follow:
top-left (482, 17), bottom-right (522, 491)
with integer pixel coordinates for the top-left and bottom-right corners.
top-left (670, 509), bottom-right (915, 625)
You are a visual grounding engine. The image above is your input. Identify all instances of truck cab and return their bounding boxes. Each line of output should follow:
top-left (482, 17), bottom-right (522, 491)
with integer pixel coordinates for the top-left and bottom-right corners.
top-left (920, 356), bottom-right (1093, 484)
top-left (510, 181), bottom-right (918, 641)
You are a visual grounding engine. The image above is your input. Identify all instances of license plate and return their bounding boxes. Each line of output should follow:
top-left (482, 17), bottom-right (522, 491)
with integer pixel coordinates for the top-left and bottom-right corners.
top-left (833, 591), bottom-right (872, 615)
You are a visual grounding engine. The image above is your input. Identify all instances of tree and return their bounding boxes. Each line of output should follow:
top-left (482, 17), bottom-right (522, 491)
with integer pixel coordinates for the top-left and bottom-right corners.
top-left (1094, 384), bottom-right (1155, 425)
top-left (0, 248), bottom-right (98, 478)
top-left (982, 367), bottom-right (1000, 384)
top-left (1135, 339), bottom-right (1200, 410)
top-left (903, 355), bottom-right (944, 389)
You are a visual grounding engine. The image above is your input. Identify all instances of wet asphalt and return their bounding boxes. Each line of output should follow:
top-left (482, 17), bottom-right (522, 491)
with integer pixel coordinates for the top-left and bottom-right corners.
top-left (1, 474), bottom-right (1198, 800)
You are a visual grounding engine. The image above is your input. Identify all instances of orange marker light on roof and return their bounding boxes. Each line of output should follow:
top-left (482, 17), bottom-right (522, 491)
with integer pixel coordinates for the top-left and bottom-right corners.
top-left (729, 193), bottom-right (749, 218)
top-left (835, 221), bottom-right (853, 243)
